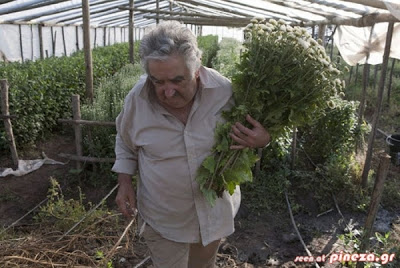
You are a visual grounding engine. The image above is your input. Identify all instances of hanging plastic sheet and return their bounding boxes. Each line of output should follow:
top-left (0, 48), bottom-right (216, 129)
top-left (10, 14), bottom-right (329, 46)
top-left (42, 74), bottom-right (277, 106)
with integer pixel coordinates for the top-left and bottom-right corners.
top-left (334, 22), bottom-right (400, 66)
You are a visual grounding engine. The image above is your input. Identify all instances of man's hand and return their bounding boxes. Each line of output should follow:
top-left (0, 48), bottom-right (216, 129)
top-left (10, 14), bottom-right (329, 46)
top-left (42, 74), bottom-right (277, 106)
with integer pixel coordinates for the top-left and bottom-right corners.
top-left (230, 114), bottom-right (270, 150)
top-left (115, 173), bottom-right (137, 218)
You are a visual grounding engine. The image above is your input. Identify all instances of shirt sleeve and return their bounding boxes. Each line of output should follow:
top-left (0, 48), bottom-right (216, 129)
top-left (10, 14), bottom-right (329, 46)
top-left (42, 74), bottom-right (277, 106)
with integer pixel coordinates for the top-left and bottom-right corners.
top-left (111, 95), bottom-right (139, 176)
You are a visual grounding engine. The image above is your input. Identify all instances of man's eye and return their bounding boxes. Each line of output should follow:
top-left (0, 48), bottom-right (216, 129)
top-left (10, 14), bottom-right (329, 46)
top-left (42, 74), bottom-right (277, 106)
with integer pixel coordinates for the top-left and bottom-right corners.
top-left (172, 80), bottom-right (183, 84)
top-left (154, 80), bottom-right (163, 85)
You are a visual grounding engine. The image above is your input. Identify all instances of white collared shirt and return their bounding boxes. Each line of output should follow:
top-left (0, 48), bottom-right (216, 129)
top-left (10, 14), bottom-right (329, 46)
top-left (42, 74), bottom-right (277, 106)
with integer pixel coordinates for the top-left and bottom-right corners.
top-left (112, 66), bottom-right (240, 246)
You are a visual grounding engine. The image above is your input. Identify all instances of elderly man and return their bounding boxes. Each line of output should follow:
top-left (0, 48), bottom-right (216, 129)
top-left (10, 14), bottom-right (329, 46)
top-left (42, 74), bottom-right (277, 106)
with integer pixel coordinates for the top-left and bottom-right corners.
top-left (112, 21), bottom-right (270, 268)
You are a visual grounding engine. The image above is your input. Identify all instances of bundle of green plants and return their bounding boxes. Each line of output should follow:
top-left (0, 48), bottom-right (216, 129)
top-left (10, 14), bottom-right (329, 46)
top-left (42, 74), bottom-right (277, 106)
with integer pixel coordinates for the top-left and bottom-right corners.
top-left (81, 64), bottom-right (143, 160)
top-left (197, 35), bottom-right (219, 68)
top-left (0, 42), bottom-right (137, 151)
top-left (196, 18), bottom-right (344, 205)
top-left (212, 37), bottom-right (243, 78)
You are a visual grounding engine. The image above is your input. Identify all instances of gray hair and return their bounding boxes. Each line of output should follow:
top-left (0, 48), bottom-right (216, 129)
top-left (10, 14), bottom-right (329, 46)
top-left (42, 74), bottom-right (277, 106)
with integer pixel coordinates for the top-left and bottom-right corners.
top-left (139, 21), bottom-right (202, 79)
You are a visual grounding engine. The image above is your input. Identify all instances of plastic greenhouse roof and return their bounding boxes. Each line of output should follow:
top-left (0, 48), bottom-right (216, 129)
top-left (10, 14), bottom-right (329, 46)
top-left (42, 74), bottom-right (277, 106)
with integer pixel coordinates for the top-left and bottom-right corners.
top-left (0, 0), bottom-right (398, 28)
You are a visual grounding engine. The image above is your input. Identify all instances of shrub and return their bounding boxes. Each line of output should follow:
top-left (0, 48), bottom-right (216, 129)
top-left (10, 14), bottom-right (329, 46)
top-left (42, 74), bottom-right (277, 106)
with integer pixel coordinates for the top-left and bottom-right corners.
top-left (212, 37), bottom-right (242, 78)
top-left (197, 35), bottom-right (219, 68)
top-left (0, 42), bottom-right (140, 152)
top-left (81, 63), bottom-right (144, 160)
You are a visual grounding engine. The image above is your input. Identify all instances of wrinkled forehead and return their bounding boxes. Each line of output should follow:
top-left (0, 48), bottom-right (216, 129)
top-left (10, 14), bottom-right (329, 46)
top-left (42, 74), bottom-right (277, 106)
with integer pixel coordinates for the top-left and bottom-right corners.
top-left (147, 54), bottom-right (194, 80)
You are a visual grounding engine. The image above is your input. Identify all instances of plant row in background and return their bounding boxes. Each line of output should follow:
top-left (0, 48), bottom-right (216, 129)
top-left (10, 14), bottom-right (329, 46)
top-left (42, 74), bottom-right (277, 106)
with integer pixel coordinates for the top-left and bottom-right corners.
top-left (0, 42), bottom-right (140, 152)
top-left (197, 35), bottom-right (219, 68)
top-left (81, 64), bottom-right (143, 160)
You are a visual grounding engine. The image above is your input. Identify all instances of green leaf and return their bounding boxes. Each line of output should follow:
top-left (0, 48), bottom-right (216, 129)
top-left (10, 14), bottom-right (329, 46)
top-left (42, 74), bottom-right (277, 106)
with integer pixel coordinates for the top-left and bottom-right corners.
top-left (200, 187), bottom-right (217, 207)
top-left (202, 156), bottom-right (216, 173)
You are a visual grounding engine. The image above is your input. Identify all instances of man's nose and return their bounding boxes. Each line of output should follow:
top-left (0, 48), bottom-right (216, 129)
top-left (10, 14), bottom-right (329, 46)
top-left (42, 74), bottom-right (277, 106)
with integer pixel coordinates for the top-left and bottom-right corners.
top-left (164, 83), bottom-right (176, 98)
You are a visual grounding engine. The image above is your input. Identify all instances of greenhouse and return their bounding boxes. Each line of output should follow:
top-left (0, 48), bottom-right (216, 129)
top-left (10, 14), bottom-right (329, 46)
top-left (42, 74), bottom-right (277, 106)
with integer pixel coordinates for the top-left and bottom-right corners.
top-left (0, 0), bottom-right (400, 267)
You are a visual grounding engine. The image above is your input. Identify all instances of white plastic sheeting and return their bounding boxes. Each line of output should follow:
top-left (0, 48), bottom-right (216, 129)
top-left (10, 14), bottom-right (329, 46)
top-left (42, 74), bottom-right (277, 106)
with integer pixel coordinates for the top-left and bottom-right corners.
top-left (333, 1), bottom-right (400, 66)
top-left (0, 157), bottom-right (66, 177)
top-left (0, 24), bottom-right (135, 61)
top-left (334, 22), bottom-right (400, 66)
top-left (385, 0), bottom-right (400, 20)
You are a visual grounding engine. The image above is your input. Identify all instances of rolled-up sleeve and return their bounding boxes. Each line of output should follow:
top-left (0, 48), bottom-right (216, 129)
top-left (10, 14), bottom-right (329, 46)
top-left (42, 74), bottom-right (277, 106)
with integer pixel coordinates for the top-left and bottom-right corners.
top-left (112, 132), bottom-right (138, 175)
top-left (111, 92), bottom-right (139, 176)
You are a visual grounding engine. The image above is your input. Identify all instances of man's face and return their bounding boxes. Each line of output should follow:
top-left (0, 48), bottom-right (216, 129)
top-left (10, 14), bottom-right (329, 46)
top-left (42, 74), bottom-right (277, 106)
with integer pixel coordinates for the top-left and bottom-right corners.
top-left (148, 54), bottom-right (198, 110)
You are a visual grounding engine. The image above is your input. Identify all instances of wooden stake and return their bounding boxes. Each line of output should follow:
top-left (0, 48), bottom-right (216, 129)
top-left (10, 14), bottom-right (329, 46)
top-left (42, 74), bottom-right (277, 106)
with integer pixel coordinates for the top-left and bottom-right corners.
top-left (356, 153), bottom-right (391, 268)
top-left (72, 95), bottom-right (83, 170)
top-left (361, 22), bottom-right (395, 188)
top-left (156, 0), bottom-right (159, 24)
top-left (75, 25), bottom-right (80, 51)
top-left (318, 24), bottom-right (326, 45)
top-left (82, 0), bottom-right (94, 102)
top-left (62, 26), bottom-right (67, 56)
top-left (103, 27), bottom-right (107, 47)
top-left (129, 0), bottom-right (134, 64)
top-left (30, 24), bottom-right (34, 61)
top-left (18, 24), bottom-right (24, 62)
top-left (93, 27), bottom-right (97, 48)
top-left (1, 80), bottom-right (19, 167)
top-left (39, 24), bottom-right (44, 59)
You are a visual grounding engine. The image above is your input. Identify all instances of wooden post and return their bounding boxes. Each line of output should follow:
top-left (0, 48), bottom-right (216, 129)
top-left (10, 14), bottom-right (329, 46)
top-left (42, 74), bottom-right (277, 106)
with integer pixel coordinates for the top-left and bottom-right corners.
top-left (94, 27), bottom-right (97, 48)
top-left (51, 27), bottom-right (55, 56)
top-left (75, 26), bottom-right (80, 51)
top-left (39, 24), bottom-right (44, 59)
top-left (129, 0), bottom-right (135, 64)
top-left (156, 0), bottom-right (159, 24)
top-left (1, 80), bottom-right (19, 167)
top-left (72, 95), bottom-right (83, 170)
top-left (387, 58), bottom-right (396, 106)
top-left (82, 0), bottom-right (94, 102)
top-left (358, 63), bottom-right (369, 127)
top-left (103, 27), bottom-right (107, 47)
top-left (318, 24), bottom-right (326, 45)
top-left (361, 22), bottom-right (395, 188)
top-left (356, 153), bottom-right (391, 268)
top-left (19, 25), bottom-right (24, 62)
top-left (62, 26), bottom-right (67, 56)
top-left (30, 25), bottom-right (34, 61)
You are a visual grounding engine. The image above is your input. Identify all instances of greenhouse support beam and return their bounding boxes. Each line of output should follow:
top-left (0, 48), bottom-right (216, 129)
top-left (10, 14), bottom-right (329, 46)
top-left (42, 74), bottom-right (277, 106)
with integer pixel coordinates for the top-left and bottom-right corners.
top-left (129, 0), bottom-right (134, 64)
top-left (340, 0), bottom-right (387, 11)
top-left (302, 0), bottom-right (377, 15)
top-left (298, 12), bottom-right (399, 27)
top-left (144, 15), bottom-right (251, 27)
top-left (82, 0), bottom-right (94, 102)
top-left (39, 24), bottom-right (44, 59)
top-left (356, 153), bottom-right (391, 268)
top-left (119, 6), bottom-right (251, 19)
top-left (361, 22), bottom-right (394, 188)
top-left (176, 0), bottom-right (253, 18)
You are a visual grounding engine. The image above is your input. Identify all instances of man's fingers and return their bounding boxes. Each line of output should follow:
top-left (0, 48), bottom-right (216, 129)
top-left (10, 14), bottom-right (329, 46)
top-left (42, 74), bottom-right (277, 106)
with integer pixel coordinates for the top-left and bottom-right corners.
top-left (246, 114), bottom-right (261, 127)
top-left (230, 144), bottom-right (246, 150)
top-left (235, 122), bottom-right (255, 137)
top-left (230, 133), bottom-right (250, 148)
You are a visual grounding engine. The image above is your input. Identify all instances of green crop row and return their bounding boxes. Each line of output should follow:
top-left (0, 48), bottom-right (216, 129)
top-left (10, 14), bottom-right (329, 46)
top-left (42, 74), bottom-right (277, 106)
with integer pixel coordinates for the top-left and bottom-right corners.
top-left (81, 63), bottom-right (143, 161)
top-left (0, 42), bottom-right (140, 152)
top-left (197, 35), bottom-right (219, 68)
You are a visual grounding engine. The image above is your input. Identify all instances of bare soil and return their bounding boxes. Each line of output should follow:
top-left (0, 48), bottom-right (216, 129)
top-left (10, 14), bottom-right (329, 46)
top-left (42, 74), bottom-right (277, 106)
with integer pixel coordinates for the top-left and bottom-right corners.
top-left (0, 133), bottom-right (399, 267)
